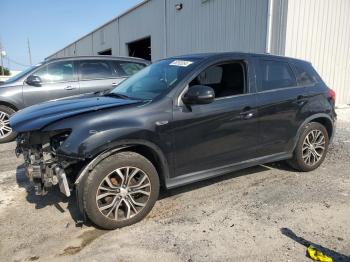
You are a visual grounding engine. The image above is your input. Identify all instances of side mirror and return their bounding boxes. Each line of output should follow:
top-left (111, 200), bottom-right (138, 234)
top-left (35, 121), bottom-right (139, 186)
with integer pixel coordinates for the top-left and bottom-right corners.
top-left (26, 75), bottom-right (42, 87)
top-left (182, 85), bottom-right (215, 105)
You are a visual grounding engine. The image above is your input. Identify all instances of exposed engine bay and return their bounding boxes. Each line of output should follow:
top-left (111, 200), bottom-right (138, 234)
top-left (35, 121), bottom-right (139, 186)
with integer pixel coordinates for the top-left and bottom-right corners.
top-left (15, 130), bottom-right (77, 197)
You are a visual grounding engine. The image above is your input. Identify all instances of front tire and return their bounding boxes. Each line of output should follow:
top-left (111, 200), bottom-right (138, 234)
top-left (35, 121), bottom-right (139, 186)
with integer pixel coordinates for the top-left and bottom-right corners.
top-left (288, 122), bottom-right (329, 172)
top-left (83, 151), bottom-right (160, 229)
top-left (0, 105), bottom-right (16, 143)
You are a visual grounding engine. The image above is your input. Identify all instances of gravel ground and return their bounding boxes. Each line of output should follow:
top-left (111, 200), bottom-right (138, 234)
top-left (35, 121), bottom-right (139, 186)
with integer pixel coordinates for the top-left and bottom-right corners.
top-left (0, 108), bottom-right (349, 262)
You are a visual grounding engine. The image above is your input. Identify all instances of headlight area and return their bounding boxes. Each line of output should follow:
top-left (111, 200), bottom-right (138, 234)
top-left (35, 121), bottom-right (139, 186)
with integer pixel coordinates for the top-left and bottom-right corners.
top-left (16, 129), bottom-right (78, 197)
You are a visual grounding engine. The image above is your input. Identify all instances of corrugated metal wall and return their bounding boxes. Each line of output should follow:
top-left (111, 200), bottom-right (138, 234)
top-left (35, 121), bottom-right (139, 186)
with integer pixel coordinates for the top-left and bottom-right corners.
top-left (166, 0), bottom-right (268, 56)
top-left (48, 0), bottom-right (165, 61)
top-left (118, 0), bottom-right (165, 60)
top-left (92, 21), bottom-right (118, 55)
top-left (64, 44), bottom-right (76, 57)
top-left (47, 0), bottom-right (269, 61)
top-left (75, 35), bottom-right (93, 56)
top-left (284, 0), bottom-right (350, 105)
top-left (269, 0), bottom-right (288, 55)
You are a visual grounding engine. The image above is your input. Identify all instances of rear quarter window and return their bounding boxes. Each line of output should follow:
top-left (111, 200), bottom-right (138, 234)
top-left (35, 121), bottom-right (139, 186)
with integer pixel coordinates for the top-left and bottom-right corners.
top-left (115, 61), bottom-right (147, 76)
top-left (293, 62), bottom-right (318, 86)
top-left (79, 60), bottom-right (114, 80)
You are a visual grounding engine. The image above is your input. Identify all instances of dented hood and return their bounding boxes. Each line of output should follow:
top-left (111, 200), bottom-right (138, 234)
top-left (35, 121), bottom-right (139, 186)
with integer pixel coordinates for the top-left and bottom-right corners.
top-left (10, 95), bottom-right (141, 132)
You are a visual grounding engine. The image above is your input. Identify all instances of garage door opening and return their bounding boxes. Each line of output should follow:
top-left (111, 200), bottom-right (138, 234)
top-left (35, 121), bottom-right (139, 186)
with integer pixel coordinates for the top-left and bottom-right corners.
top-left (98, 49), bottom-right (112, 55)
top-left (127, 37), bottom-right (151, 61)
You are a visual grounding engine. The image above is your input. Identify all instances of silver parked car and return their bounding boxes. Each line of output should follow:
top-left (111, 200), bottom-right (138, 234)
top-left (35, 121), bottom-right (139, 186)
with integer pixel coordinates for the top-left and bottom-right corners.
top-left (0, 56), bottom-right (150, 143)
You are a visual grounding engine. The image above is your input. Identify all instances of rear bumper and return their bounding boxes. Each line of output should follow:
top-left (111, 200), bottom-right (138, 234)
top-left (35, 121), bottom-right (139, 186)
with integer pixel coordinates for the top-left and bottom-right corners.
top-left (330, 117), bottom-right (336, 144)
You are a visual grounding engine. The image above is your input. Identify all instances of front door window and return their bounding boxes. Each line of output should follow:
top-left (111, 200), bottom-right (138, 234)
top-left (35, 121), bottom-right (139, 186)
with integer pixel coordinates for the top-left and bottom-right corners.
top-left (188, 61), bottom-right (246, 99)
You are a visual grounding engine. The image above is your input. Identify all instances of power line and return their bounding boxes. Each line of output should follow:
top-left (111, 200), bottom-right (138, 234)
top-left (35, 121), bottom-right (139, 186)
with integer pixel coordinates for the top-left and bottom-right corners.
top-left (0, 38), bottom-right (31, 71)
top-left (5, 57), bottom-right (30, 67)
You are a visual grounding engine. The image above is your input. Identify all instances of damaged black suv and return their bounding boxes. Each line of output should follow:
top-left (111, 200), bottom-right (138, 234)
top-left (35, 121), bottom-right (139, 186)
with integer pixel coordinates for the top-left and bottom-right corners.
top-left (11, 53), bottom-right (336, 229)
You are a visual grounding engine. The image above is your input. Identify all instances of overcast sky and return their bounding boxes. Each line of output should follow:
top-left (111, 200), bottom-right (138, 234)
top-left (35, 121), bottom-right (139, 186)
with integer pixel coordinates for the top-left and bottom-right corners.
top-left (0, 0), bottom-right (141, 71)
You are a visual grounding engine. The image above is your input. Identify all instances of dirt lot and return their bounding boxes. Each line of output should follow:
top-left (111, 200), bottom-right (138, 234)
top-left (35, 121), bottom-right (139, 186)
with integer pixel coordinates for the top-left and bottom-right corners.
top-left (0, 108), bottom-right (349, 262)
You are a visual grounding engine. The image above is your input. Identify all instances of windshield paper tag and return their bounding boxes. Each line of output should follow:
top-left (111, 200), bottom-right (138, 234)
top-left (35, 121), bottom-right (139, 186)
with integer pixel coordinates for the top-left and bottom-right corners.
top-left (170, 60), bottom-right (193, 67)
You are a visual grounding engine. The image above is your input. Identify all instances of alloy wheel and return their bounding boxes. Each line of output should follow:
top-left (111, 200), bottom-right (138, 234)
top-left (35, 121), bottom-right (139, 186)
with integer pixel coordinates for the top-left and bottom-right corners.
top-left (302, 129), bottom-right (326, 166)
top-left (0, 111), bottom-right (12, 139)
top-left (96, 166), bottom-right (151, 221)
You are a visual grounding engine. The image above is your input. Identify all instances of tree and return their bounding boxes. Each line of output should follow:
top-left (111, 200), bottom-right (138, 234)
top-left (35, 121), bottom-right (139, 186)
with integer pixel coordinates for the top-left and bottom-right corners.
top-left (0, 66), bottom-right (10, 76)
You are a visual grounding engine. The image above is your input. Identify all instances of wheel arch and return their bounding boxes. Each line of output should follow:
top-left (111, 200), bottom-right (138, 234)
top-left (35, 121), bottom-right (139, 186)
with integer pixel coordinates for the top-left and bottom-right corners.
top-left (74, 141), bottom-right (169, 215)
top-left (311, 117), bottom-right (334, 140)
top-left (123, 144), bottom-right (168, 187)
top-left (0, 101), bottom-right (18, 112)
top-left (292, 113), bottom-right (335, 152)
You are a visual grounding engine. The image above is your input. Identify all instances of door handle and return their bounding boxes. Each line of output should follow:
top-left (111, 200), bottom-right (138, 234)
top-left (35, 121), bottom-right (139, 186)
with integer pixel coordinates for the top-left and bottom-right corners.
top-left (111, 82), bottom-right (119, 86)
top-left (240, 112), bottom-right (254, 120)
top-left (65, 86), bottom-right (77, 90)
top-left (295, 95), bottom-right (307, 105)
top-left (240, 107), bottom-right (255, 120)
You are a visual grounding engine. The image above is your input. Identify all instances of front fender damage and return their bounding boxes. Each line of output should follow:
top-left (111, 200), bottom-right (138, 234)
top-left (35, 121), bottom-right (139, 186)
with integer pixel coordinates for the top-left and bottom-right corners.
top-left (74, 146), bottom-right (131, 215)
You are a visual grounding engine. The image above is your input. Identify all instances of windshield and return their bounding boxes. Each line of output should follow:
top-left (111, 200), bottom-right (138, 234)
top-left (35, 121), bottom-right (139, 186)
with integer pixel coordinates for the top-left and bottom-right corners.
top-left (108, 58), bottom-right (199, 100)
top-left (4, 64), bottom-right (42, 83)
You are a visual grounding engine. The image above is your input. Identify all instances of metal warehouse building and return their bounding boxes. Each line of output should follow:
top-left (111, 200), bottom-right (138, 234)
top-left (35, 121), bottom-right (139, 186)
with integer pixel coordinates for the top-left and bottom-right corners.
top-left (47, 0), bottom-right (350, 104)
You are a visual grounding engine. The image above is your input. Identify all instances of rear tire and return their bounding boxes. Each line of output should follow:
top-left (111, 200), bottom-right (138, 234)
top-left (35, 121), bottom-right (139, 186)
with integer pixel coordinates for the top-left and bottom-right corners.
top-left (288, 122), bottom-right (329, 172)
top-left (0, 105), bottom-right (17, 143)
top-left (83, 151), bottom-right (159, 230)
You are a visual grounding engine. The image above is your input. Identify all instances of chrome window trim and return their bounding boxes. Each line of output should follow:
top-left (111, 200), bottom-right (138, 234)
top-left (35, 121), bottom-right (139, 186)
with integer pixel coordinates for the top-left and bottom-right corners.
top-left (257, 85), bottom-right (303, 94)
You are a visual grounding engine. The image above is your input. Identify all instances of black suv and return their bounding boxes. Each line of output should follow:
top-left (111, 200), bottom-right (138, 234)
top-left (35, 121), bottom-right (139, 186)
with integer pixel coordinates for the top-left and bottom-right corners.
top-left (11, 53), bottom-right (336, 229)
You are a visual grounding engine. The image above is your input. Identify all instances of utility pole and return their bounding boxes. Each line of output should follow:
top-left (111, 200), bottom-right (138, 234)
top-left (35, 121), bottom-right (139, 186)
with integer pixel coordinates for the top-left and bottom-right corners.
top-left (27, 38), bottom-right (32, 66)
top-left (7, 56), bottom-right (11, 71)
top-left (0, 40), bottom-right (4, 76)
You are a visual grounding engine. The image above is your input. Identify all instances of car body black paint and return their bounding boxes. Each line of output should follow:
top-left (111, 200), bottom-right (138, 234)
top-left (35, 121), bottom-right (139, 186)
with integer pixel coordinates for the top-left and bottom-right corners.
top-left (10, 95), bottom-right (142, 132)
top-left (11, 52), bottom-right (336, 191)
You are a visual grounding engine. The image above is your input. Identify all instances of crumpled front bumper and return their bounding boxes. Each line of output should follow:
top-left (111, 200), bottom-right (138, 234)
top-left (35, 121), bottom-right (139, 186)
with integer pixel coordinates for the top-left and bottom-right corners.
top-left (16, 136), bottom-right (72, 197)
top-left (22, 161), bottom-right (71, 197)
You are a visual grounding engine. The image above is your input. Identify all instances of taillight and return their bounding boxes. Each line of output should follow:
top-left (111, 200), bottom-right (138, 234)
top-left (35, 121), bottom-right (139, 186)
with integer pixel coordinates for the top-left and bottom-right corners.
top-left (328, 88), bottom-right (336, 103)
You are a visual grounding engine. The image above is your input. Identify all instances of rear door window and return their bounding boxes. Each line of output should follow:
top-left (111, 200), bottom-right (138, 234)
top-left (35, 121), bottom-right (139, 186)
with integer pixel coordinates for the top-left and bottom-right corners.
top-left (79, 60), bottom-right (114, 80)
top-left (258, 60), bottom-right (297, 92)
top-left (114, 61), bottom-right (147, 76)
